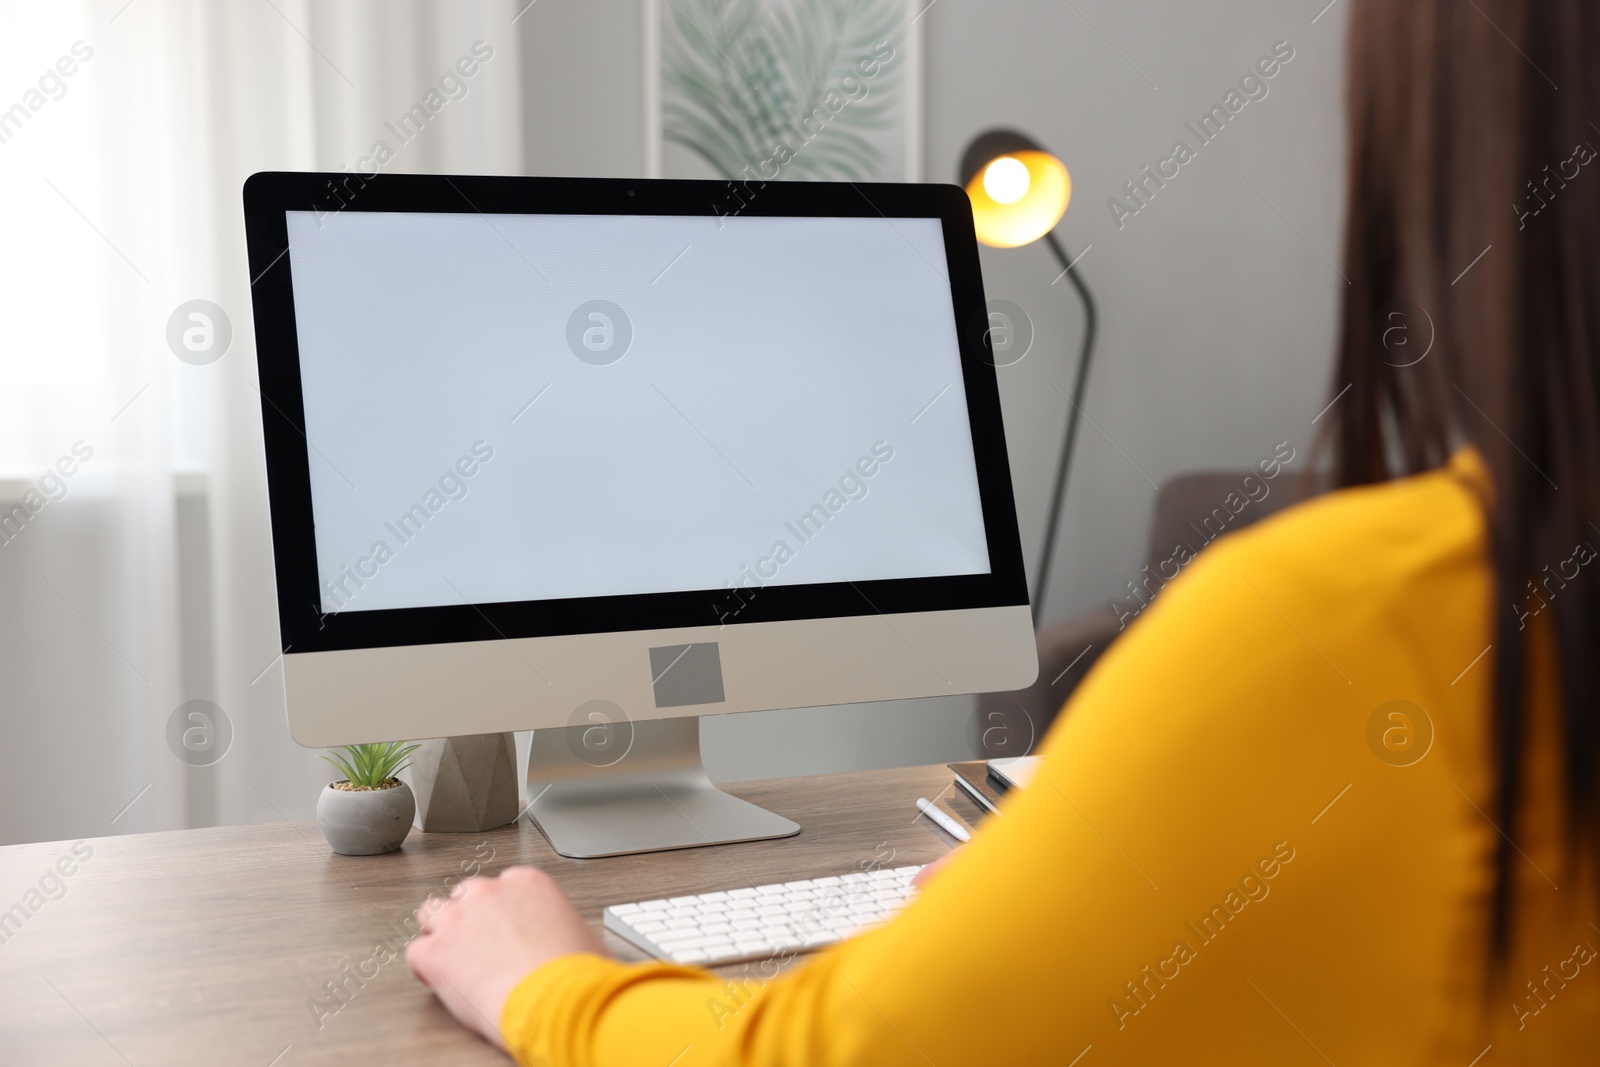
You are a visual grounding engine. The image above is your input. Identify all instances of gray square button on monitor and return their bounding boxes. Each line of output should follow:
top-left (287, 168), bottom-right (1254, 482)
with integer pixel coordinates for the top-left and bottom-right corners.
top-left (649, 642), bottom-right (726, 707)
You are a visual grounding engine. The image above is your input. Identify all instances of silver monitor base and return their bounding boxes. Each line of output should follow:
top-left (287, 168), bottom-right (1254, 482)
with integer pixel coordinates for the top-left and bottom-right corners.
top-left (525, 717), bottom-right (801, 858)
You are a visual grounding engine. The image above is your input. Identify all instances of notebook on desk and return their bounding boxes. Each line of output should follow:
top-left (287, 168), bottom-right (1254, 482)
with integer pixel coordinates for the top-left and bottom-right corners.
top-left (948, 760), bottom-right (1003, 815)
top-left (948, 755), bottom-right (1045, 818)
top-left (988, 755), bottom-right (1041, 790)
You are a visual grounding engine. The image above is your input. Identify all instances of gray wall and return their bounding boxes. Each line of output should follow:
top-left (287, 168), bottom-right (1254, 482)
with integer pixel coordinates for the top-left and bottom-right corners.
top-left (521, 0), bottom-right (646, 178)
top-left (514, 0), bottom-right (1349, 780)
top-left (934, 1), bottom-right (1348, 629)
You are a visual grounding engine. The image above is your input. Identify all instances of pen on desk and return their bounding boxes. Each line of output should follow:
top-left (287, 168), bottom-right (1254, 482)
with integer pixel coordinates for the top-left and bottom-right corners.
top-left (916, 797), bottom-right (971, 843)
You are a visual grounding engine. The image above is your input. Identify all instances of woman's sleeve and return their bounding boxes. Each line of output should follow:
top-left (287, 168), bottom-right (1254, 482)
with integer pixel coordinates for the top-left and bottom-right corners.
top-left (500, 520), bottom-right (1470, 1067)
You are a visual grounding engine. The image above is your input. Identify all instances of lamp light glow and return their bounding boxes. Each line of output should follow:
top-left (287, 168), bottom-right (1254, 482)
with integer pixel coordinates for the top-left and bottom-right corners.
top-left (959, 130), bottom-right (1072, 249)
top-left (982, 157), bottom-right (1031, 205)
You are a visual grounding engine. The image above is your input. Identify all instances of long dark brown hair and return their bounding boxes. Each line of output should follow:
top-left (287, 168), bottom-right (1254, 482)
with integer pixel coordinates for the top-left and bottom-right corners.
top-left (1333, 0), bottom-right (1600, 971)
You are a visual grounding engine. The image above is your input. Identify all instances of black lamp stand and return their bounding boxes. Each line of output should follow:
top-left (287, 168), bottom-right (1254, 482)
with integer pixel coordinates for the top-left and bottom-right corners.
top-left (1031, 231), bottom-right (1097, 623)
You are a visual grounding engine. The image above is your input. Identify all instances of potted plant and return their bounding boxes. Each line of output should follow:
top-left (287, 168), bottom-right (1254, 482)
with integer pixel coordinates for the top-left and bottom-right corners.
top-left (316, 741), bottom-right (420, 856)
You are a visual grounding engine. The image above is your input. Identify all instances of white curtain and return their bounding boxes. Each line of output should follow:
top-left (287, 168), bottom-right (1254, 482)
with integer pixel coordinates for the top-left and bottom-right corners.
top-left (0, 0), bottom-right (526, 844)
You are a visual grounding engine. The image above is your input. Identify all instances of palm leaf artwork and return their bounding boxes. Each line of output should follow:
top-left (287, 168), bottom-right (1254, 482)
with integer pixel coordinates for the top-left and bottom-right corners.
top-left (323, 741), bottom-right (420, 790)
top-left (663, 0), bottom-right (905, 182)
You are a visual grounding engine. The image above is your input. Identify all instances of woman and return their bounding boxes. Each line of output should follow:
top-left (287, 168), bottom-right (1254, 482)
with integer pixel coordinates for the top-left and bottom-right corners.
top-left (406, 1), bottom-right (1600, 1061)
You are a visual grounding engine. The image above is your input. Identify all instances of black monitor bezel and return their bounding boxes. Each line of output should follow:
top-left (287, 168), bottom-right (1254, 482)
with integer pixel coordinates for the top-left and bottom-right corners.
top-left (242, 171), bottom-right (1029, 654)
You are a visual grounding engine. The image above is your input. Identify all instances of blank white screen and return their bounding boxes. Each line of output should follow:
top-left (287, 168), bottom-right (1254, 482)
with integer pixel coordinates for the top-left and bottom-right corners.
top-left (285, 209), bottom-right (991, 613)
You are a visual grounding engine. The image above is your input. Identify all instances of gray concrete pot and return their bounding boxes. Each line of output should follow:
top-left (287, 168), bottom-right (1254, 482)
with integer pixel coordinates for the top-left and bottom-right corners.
top-left (404, 733), bottom-right (520, 833)
top-left (316, 780), bottom-right (414, 856)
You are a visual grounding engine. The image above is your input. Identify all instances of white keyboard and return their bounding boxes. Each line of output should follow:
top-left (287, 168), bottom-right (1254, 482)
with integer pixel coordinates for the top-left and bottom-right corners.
top-left (603, 864), bottom-right (925, 966)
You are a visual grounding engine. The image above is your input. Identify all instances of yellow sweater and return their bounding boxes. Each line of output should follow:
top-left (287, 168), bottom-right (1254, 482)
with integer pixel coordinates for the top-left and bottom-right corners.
top-left (503, 453), bottom-right (1599, 1065)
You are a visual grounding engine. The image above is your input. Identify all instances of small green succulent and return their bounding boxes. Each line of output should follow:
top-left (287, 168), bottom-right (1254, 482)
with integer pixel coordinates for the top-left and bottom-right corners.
top-left (323, 741), bottom-right (420, 790)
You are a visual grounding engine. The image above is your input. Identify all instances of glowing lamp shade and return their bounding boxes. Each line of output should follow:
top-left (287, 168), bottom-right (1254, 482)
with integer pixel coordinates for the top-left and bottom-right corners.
top-left (958, 131), bottom-right (1071, 249)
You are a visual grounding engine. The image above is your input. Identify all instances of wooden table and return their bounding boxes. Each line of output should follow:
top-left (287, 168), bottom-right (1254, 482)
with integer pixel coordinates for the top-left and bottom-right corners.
top-left (0, 765), bottom-right (976, 1065)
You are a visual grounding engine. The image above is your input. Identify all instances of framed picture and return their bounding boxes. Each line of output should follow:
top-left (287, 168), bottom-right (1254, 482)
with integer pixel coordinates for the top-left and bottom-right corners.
top-left (642, 0), bottom-right (925, 182)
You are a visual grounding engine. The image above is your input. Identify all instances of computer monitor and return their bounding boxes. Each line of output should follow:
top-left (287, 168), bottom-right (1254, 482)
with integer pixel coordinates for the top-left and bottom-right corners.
top-left (243, 172), bottom-right (1036, 857)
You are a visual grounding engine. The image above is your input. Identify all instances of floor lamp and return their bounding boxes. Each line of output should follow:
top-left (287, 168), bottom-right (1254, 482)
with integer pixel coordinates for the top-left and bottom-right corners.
top-left (958, 129), bottom-right (1098, 624)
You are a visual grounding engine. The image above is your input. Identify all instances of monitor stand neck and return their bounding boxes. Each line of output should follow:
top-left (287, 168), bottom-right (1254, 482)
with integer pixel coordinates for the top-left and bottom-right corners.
top-left (525, 717), bottom-right (801, 858)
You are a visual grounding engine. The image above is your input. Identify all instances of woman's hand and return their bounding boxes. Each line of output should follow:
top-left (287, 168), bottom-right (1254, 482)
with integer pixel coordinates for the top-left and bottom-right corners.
top-left (912, 847), bottom-right (965, 889)
top-left (405, 866), bottom-right (608, 1048)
